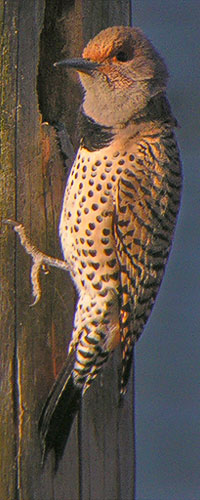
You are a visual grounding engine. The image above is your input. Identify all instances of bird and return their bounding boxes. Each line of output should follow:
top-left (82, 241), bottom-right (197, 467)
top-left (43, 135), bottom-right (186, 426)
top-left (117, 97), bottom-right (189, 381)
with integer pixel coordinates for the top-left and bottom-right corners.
top-left (38, 25), bottom-right (182, 469)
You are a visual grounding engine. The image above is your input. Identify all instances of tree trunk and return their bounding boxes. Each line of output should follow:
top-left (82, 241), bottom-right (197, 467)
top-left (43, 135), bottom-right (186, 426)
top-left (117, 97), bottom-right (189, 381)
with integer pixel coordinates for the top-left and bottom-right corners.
top-left (0, 1), bottom-right (135, 498)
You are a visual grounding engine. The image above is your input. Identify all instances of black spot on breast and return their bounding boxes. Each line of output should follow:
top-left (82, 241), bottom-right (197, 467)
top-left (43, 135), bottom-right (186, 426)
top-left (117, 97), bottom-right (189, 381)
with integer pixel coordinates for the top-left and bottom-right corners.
top-left (84, 208), bottom-right (89, 214)
top-left (87, 239), bottom-right (94, 247)
top-left (96, 309), bottom-right (102, 315)
top-left (89, 249), bottom-right (97, 257)
top-left (102, 228), bottom-right (110, 236)
top-left (100, 196), bottom-right (107, 204)
top-left (96, 215), bottom-right (103, 223)
top-left (129, 154), bottom-right (135, 161)
top-left (89, 223), bottom-right (95, 230)
top-left (102, 318), bottom-right (110, 325)
top-left (107, 258), bottom-right (117, 268)
top-left (118, 159), bottom-right (125, 165)
top-left (92, 282), bottom-right (102, 290)
top-left (90, 262), bottom-right (100, 270)
top-left (96, 184), bottom-right (102, 191)
top-left (101, 237), bottom-right (109, 245)
top-left (101, 173), bottom-right (106, 180)
top-left (92, 203), bottom-right (98, 211)
top-left (101, 274), bottom-right (110, 282)
top-left (87, 272), bottom-right (95, 281)
top-left (89, 179), bottom-right (94, 186)
top-left (88, 190), bottom-right (94, 197)
top-left (102, 210), bottom-right (112, 217)
top-left (104, 248), bottom-right (113, 256)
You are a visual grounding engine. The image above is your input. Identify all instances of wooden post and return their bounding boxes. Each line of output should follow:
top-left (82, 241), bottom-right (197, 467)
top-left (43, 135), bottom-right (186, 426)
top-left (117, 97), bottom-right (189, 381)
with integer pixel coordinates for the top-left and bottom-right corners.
top-left (0, 1), bottom-right (135, 499)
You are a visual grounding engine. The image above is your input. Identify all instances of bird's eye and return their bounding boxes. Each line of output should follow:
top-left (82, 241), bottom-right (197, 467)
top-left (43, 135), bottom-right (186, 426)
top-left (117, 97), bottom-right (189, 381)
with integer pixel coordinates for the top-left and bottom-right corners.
top-left (116, 51), bottom-right (131, 62)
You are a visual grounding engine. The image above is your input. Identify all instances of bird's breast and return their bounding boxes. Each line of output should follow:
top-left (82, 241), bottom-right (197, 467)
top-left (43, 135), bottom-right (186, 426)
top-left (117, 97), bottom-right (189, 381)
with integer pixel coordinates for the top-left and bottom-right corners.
top-left (59, 146), bottom-right (123, 293)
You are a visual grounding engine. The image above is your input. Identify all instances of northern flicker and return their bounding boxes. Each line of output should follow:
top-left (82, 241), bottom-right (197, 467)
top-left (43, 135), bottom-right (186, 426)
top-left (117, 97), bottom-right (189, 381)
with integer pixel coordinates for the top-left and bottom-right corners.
top-left (37, 26), bottom-right (182, 467)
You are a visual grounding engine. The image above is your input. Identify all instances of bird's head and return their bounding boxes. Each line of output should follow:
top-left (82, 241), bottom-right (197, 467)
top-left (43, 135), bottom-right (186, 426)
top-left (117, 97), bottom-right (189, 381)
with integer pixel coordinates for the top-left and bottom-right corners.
top-left (55, 26), bottom-right (168, 127)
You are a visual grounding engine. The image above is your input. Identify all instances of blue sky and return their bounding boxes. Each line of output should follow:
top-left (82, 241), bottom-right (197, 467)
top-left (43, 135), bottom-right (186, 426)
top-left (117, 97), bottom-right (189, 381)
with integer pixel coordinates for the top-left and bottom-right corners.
top-left (132, 2), bottom-right (200, 499)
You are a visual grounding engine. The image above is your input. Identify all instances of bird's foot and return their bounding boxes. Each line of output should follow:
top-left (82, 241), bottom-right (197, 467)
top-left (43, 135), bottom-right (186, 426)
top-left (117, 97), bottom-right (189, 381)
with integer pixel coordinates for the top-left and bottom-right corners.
top-left (4, 219), bottom-right (68, 305)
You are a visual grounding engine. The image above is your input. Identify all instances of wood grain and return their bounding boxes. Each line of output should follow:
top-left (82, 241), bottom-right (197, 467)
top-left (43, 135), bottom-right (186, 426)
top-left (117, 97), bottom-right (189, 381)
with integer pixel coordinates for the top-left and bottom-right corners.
top-left (0, 1), bottom-right (135, 498)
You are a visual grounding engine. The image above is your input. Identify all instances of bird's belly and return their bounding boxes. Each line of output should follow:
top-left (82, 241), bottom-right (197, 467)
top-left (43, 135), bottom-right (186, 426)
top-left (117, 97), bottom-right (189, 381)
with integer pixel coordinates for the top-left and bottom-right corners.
top-left (59, 167), bottom-right (119, 295)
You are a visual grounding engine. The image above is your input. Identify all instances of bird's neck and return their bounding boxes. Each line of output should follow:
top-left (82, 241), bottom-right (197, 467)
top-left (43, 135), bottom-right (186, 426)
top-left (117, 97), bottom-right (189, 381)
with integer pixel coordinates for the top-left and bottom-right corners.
top-left (82, 83), bottom-right (176, 128)
top-left (78, 93), bottom-right (177, 153)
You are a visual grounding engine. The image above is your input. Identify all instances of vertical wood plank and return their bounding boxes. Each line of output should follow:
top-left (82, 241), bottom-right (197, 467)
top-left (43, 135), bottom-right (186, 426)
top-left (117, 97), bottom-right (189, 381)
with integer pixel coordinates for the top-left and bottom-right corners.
top-left (0, 2), bottom-right (18, 498)
top-left (14, 0), bottom-right (79, 493)
top-left (1, 1), bottom-right (135, 498)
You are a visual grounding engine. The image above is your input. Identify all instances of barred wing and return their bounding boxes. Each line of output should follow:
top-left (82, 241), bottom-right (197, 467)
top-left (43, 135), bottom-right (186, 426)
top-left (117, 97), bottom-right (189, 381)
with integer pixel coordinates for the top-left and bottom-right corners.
top-left (114, 156), bottom-right (180, 394)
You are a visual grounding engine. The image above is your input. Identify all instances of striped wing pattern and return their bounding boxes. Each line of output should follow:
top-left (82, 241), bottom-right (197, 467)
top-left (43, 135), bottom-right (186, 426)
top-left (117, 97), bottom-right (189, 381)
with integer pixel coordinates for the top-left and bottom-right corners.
top-left (114, 131), bottom-right (182, 393)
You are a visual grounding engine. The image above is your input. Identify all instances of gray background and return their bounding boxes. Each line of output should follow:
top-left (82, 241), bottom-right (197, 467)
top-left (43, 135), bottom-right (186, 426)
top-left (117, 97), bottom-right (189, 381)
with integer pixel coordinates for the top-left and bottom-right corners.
top-left (132, 1), bottom-right (200, 499)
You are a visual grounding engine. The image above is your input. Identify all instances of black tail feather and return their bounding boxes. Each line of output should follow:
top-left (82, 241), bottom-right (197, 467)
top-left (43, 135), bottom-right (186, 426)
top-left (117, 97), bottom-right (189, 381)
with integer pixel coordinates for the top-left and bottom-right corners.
top-left (38, 351), bottom-right (82, 470)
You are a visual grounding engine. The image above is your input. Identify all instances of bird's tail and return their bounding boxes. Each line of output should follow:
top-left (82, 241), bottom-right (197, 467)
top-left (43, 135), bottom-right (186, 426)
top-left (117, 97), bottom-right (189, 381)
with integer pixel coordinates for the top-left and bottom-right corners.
top-left (38, 351), bottom-right (82, 470)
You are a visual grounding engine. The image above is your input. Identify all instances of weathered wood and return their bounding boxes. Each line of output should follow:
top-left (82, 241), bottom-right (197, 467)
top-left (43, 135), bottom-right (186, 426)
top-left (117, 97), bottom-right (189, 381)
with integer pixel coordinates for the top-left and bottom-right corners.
top-left (81, 352), bottom-right (135, 500)
top-left (0, 2), bottom-right (18, 498)
top-left (0, 1), bottom-right (135, 498)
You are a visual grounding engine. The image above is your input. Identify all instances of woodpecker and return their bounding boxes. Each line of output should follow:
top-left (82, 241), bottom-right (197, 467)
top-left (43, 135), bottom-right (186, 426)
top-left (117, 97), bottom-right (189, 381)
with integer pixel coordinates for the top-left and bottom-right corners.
top-left (38, 26), bottom-right (182, 468)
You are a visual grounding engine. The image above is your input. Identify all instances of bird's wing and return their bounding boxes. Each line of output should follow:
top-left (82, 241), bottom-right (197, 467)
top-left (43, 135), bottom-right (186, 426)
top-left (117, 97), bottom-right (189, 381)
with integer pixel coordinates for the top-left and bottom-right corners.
top-left (113, 162), bottom-right (171, 394)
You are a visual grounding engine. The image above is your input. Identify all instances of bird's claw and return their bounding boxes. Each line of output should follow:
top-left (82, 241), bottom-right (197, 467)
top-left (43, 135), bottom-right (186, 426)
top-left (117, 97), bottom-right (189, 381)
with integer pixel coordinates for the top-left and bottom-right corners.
top-left (3, 219), bottom-right (69, 305)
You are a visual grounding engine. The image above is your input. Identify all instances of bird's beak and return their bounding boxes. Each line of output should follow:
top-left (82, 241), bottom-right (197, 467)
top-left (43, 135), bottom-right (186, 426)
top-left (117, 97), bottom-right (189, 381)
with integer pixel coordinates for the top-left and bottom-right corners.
top-left (54, 57), bottom-right (99, 75)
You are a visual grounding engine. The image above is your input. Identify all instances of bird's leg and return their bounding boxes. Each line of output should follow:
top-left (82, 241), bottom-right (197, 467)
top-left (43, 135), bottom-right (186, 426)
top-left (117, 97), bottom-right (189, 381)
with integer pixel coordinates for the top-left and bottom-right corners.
top-left (4, 123), bottom-right (74, 305)
top-left (4, 219), bottom-right (69, 306)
